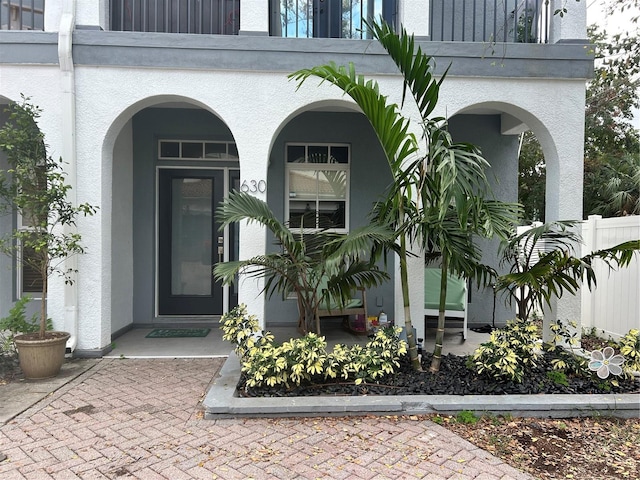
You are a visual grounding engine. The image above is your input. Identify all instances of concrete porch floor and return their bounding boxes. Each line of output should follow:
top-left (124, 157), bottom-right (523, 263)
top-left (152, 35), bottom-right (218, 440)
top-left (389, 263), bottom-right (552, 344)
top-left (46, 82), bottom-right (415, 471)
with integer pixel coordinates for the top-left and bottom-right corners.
top-left (105, 317), bottom-right (490, 358)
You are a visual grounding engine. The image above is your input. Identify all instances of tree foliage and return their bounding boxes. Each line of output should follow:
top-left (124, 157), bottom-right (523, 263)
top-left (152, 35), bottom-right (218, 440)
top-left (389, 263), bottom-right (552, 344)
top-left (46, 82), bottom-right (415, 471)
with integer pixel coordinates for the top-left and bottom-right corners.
top-left (214, 191), bottom-right (392, 335)
top-left (519, 11), bottom-right (640, 219)
top-left (496, 221), bottom-right (639, 322)
top-left (0, 97), bottom-right (97, 338)
top-left (291, 19), bottom-right (520, 372)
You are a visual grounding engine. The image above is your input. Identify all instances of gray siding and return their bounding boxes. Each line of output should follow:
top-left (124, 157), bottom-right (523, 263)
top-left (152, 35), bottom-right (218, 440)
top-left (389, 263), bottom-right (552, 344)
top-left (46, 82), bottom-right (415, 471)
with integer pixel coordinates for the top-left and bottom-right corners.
top-left (448, 114), bottom-right (519, 327)
top-left (266, 111), bottom-right (395, 326)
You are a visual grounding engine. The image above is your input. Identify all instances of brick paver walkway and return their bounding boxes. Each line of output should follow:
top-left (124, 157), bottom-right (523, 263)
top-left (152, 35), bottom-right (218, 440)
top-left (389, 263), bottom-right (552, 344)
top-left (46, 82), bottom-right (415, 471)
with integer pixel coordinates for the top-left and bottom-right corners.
top-left (0, 358), bottom-right (534, 479)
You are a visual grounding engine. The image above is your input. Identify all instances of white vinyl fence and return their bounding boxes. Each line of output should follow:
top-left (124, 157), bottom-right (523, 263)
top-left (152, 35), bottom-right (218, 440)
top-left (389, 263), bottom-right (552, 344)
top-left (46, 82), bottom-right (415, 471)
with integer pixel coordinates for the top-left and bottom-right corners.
top-left (581, 215), bottom-right (640, 340)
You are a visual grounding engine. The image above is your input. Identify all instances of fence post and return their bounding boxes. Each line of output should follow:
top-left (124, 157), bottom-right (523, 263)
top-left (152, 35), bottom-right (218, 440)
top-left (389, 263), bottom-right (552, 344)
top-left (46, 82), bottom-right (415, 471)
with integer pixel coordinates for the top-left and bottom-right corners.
top-left (581, 215), bottom-right (599, 332)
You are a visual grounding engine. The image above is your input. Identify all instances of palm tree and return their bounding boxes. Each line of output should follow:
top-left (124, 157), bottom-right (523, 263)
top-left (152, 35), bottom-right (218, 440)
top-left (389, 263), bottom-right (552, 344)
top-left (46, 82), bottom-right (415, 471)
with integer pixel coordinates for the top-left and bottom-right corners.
top-left (291, 19), bottom-right (519, 371)
top-left (496, 221), bottom-right (639, 322)
top-left (290, 20), bottom-right (442, 369)
top-left (406, 121), bottom-right (519, 373)
top-left (213, 191), bottom-right (392, 335)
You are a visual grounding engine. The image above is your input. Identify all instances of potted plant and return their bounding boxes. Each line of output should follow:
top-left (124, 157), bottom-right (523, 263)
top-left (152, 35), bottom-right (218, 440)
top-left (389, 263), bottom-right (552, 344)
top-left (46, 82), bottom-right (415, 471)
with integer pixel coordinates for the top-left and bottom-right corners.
top-left (0, 97), bottom-right (97, 379)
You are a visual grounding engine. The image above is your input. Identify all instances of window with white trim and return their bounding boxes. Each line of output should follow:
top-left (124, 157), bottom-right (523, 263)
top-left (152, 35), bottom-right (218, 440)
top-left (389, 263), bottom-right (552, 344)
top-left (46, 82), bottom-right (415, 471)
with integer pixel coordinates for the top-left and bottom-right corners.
top-left (17, 212), bottom-right (43, 297)
top-left (285, 143), bottom-right (349, 232)
top-left (158, 140), bottom-right (238, 160)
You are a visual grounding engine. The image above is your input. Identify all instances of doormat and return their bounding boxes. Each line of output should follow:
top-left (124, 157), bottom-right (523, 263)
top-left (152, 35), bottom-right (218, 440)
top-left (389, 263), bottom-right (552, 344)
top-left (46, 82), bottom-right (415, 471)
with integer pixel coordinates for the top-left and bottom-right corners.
top-left (145, 328), bottom-right (211, 338)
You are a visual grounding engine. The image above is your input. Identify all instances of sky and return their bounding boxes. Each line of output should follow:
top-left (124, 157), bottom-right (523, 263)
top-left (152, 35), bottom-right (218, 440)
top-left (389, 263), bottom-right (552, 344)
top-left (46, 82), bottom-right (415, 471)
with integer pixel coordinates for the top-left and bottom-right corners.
top-left (586, 0), bottom-right (640, 129)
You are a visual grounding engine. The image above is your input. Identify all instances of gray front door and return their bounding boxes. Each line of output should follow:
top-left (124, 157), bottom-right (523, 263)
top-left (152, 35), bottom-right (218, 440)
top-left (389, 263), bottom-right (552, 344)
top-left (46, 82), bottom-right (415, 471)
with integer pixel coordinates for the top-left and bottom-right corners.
top-left (157, 169), bottom-right (224, 315)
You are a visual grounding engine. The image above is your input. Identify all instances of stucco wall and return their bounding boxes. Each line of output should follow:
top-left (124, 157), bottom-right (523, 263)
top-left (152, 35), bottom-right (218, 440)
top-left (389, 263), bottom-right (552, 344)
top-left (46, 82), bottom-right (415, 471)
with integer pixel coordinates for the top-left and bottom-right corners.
top-left (0, 48), bottom-right (587, 350)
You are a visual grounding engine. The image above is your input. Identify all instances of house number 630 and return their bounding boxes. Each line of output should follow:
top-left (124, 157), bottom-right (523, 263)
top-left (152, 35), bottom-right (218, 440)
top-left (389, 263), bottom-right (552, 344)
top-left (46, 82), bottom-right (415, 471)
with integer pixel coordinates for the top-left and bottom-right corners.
top-left (240, 179), bottom-right (266, 194)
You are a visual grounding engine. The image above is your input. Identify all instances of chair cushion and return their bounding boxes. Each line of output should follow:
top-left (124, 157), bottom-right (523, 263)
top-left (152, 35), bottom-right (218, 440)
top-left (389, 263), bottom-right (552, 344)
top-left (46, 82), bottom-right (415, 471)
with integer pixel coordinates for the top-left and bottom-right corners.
top-left (321, 298), bottom-right (363, 311)
top-left (424, 268), bottom-right (466, 311)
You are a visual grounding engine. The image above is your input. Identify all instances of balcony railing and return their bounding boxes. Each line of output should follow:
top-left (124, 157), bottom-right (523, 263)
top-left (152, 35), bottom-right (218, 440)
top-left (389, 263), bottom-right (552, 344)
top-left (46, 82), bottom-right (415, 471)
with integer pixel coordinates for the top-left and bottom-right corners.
top-left (269, 0), bottom-right (398, 39)
top-left (430, 0), bottom-right (550, 43)
top-left (110, 0), bottom-right (240, 34)
top-left (3, 0), bottom-right (549, 43)
top-left (1, 0), bottom-right (44, 30)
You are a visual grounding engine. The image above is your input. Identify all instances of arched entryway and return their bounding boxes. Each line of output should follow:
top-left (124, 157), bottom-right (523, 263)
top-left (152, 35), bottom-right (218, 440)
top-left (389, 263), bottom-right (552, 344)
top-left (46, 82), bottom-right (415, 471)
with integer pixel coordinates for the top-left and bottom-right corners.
top-left (263, 102), bottom-right (395, 327)
top-left (105, 98), bottom-right (240, 336)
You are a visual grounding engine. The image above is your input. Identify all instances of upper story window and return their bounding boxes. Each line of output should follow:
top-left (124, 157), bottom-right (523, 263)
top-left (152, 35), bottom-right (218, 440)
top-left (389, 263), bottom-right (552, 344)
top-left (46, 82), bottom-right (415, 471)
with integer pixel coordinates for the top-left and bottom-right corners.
top-left (159, 140), bottom-right (238, 160)
top-left (111, 0), bottom-right (240, 34)
top-left (270, 0), bottom-right (397, 39)
top-left (286, 143), bottom-right (349, 232)
top-left (1, 0), bottom-right (44, 30)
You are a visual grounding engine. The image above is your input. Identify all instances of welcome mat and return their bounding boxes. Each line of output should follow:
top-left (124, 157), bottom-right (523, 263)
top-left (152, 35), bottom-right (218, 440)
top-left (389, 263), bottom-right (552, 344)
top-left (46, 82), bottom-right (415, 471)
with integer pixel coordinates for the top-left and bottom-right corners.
top-left (145, 328), bottom-right (211, 338)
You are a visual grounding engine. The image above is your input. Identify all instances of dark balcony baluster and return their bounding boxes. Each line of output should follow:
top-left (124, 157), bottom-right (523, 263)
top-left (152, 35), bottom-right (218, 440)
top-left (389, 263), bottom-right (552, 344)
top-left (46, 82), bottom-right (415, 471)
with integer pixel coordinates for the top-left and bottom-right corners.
top-left (270, 0), bottom-right (397, 39)
top-left (430, 0), bottom-right (549, 44)
top-left (1, 0), bottom-right (44, 30)
top-left (110, 0), bottom-right (240, 35)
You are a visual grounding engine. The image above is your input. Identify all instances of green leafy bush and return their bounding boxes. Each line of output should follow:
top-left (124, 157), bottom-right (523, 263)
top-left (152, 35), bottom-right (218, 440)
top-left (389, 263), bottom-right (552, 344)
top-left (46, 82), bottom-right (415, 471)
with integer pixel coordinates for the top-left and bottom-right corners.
top-left (544, 319), bottom-right (588, 374)
top-left (220, 305), bottom-right (407, 388)
top-left (0, 296), bottom-right (51, 354)
top-left (618, 329), bottom-right (640, 376)
top-left (468, 318), bottom-right (540, 383)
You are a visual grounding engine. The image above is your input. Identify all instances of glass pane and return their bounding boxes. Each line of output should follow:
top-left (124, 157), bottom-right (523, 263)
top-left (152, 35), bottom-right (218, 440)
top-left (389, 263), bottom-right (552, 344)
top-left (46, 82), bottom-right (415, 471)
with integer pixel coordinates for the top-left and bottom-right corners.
top-left (171, 178), bottom-right (212, 296)
top-left (160, 141), bottom-right (180, 158)
top-left (182, 142), bottom-right (203, 159)
top-left (205, 143), bottom-right (227, 159)
top-left (330, 146), bottom-right (349, 164)
top-left (308, 145), bottom-right (329, 163)
top-left (317, 170), bottom-right (346, 199)
top-left (228, 144), bottom-right (239, 159)
top-left (287, 145), bottom-right (306, 163)
top-left (289, 169), bottom-right (317, 199)
top-left (318, 201), bottom-right (346, 229)
top-left (21, 244), bottom-right (43, 293)
top-left (289, 200), bottom-right (317, 229)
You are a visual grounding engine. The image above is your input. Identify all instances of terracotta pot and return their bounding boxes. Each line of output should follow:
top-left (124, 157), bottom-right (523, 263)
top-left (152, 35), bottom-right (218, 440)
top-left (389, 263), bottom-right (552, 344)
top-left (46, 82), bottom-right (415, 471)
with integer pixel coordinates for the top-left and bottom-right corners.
top-left (14, 331), bottom-right (70, 379)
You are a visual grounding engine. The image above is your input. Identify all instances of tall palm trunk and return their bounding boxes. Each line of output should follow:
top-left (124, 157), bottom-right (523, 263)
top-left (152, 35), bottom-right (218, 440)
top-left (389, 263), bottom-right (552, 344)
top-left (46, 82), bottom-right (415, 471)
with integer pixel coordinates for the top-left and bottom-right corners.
top-left (429, 256), bottom-right (448, 373)
top-left (398, 202), bottom-right (421, 370)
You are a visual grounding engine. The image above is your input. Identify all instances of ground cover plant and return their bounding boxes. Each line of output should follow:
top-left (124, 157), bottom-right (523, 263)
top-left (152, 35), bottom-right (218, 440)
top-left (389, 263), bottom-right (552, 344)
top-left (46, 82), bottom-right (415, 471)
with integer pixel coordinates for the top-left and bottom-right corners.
top-left (224, 305), bottom-right (639, 397)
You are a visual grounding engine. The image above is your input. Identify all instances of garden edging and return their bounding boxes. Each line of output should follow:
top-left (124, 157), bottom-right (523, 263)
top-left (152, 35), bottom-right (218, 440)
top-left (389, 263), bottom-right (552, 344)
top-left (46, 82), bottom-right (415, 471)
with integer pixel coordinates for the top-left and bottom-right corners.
top-left (203, 353), bottom-right (640, 419)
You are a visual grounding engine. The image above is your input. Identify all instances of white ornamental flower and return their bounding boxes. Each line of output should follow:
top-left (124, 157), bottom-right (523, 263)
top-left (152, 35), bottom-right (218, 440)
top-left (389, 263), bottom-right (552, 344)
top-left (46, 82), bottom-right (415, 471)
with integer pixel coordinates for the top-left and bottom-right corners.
top-left (588, 347), bottom-right (625, 379)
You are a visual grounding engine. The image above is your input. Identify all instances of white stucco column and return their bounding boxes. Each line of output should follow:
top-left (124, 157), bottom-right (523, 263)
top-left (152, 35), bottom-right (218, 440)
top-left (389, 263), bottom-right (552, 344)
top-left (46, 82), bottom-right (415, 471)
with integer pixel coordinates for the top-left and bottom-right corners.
top-left (240, 0), bottom-right (270, 35)
top-left (226, 113), bottom-right (273, 329)
top-left (539, 83), bottom-right (585, 339)
top-left (44, 1), bottom-right (62, 32)
top-left (550, 0), bottom-right (587, 43)
top-left (400, 0), bottom-right (430, 38)
top-left (76, 0), bottom-right (109, 30)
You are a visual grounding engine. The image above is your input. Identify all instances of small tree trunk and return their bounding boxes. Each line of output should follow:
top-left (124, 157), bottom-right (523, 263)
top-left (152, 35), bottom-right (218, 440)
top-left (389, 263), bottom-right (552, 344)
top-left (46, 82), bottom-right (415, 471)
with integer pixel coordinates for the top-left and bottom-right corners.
top-left (39, 266), bottom-right (48, 339)
top-left (429, 257), bottom-right (448, 373)
top-left (399, 231), bottom-right (422, 371)
top-left (304, 304), bottom-right (317, 335)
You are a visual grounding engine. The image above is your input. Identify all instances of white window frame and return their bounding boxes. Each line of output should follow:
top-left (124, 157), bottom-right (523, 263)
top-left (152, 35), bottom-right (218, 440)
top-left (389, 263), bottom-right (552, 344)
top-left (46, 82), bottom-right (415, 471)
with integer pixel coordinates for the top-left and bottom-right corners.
top-left (157, 140), bottom-right (238, 160)
top-left (285, 143), bottom-right (350, 234)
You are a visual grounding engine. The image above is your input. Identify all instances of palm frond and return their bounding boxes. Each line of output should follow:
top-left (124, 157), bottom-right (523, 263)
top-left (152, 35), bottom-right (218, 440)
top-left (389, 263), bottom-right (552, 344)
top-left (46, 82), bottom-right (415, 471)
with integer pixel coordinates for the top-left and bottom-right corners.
top-left (217, 191), bottom-right (295, 248)
top-left (289, 62), bottom-right (418, 173)
top-left (366, 19), bottom-right (447, 119)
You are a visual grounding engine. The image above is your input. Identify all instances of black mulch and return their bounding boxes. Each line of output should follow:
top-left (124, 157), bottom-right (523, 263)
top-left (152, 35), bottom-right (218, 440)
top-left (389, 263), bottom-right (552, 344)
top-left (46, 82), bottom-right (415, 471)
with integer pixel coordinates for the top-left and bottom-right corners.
top-left (238, 353), bottom-right (640, 397)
